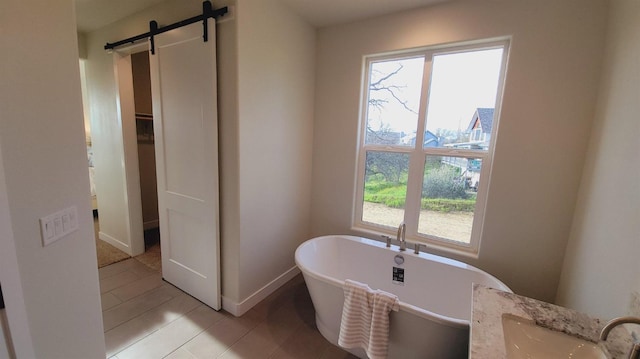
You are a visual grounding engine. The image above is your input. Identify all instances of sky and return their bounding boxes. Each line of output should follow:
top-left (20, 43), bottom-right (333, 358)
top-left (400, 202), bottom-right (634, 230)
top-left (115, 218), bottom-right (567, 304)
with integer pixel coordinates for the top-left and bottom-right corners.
top-left (367, 47), bottom-right (504, 135)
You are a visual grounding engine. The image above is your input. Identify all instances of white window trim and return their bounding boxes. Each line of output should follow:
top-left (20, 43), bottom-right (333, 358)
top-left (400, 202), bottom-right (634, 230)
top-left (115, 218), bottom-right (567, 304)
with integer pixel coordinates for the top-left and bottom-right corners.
top-left (352, 39), bottom-right (510, 257)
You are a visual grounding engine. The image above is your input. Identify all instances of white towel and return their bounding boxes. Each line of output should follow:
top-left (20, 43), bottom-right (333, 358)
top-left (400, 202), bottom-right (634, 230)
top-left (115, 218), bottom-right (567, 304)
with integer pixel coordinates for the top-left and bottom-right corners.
top-left (338, 279), bottom-right (399, 359)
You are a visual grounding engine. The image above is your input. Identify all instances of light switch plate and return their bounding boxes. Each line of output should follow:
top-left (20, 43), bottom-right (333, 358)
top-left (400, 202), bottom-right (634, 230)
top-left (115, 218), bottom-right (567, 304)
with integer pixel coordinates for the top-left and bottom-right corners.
top-left (40, 206), bottom-right (78, 246)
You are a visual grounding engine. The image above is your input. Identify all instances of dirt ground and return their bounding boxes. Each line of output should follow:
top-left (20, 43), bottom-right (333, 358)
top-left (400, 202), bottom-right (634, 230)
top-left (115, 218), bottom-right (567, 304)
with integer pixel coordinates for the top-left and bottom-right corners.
top-left (362, 202), bottom-right (473, 243)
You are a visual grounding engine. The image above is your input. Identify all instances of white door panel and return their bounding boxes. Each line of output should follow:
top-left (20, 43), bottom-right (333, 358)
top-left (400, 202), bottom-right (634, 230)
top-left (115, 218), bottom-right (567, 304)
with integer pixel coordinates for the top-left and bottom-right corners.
top-left (149, 18), bottom-right (220, 309)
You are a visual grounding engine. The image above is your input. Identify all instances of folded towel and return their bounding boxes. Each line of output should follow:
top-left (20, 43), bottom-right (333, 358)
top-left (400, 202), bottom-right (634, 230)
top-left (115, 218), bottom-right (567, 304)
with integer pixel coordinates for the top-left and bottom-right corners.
top-left (338, 279), bottom-right (399, 359)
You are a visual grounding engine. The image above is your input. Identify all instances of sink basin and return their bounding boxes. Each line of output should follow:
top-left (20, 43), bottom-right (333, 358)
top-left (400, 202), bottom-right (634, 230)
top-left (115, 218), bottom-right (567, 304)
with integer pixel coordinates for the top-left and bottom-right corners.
top-left (502, 314), bottom-right (608, 359)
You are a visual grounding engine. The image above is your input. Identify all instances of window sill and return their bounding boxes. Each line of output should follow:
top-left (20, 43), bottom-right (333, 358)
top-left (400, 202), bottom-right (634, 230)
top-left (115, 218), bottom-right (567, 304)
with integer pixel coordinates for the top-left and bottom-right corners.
top-left (350, 223), bottom-right (480, 260)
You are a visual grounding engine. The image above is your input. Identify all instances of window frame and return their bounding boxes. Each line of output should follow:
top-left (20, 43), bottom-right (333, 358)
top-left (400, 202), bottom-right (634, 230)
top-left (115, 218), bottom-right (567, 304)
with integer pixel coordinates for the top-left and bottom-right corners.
top-left (352, 39), bottom-right (510, 257)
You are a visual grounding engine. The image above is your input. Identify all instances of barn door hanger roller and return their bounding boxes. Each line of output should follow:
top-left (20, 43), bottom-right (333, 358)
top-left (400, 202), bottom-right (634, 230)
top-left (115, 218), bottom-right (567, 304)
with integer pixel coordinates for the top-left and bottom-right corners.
top-left (104, 1), bottom-right (228, 55)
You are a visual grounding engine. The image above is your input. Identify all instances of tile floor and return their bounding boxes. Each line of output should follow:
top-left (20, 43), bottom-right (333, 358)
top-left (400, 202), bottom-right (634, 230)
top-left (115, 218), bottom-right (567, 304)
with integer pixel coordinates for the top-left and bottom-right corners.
top-left (99, 258), bottom-right (356, 359)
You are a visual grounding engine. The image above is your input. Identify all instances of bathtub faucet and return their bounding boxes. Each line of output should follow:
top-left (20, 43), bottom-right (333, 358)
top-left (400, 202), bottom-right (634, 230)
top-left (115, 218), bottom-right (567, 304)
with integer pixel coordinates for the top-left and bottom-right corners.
top-left (397, 222), bottom-right (407, 251)
top-left (600, 316), bottom-right (640, 359)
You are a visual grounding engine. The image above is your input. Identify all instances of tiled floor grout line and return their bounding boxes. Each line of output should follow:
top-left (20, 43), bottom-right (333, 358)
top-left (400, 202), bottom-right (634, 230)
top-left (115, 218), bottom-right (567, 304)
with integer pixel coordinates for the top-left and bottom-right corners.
top-left (102, 268), bottom-right (178, 352)
top-left (109, 295), bottom-right (179, 326)
top-left (264, 320), bottom-right (305, 359)
top-left (162, 307), bottom-right (229, 359)
top-left (107, 295), bottom-right (207, 357)
top-left (108, 302), bottom-right (190, 357)
top-left (103, 289), bottom-right (175, 330)
top-left (99, 261), bottom-right (140, 280)
top-left (208, 325), bottom-right (252, 359)
top-left (109, 276), bottom-right (163, 303)
top-left (99, 260), bottom-right (356, 359)
top-left (102, 272), bottom-right (174, 309)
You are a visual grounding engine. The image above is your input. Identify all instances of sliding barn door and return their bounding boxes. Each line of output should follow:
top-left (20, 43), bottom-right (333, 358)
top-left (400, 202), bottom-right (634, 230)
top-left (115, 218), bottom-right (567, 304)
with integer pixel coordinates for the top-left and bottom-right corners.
top-left (149, 18), bottom-right (220, 309)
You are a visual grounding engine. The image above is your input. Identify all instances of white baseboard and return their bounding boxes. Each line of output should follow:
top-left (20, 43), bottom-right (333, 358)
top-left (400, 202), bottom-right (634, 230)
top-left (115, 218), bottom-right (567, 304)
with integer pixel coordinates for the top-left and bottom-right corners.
top-left (98, 231), bottom-right (132, 256)
top-left (222, 266), bottom-right (301, 317)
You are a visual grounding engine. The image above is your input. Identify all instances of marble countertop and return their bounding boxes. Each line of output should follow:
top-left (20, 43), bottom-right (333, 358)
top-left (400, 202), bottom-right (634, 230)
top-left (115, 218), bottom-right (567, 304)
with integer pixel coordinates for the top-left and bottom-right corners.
top-left (470, 285), bottom-right (635, 358)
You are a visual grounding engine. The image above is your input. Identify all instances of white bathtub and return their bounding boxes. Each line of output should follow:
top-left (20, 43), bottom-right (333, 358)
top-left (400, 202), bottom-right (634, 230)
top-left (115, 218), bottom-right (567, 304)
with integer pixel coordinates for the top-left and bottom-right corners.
top-left (295, 235), bottom-right (511, 359)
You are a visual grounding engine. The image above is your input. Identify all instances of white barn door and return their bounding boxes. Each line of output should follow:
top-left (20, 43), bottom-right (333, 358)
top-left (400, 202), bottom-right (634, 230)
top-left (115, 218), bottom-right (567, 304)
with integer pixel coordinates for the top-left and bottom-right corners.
top-left (149, 18), bottom-right (221, 309)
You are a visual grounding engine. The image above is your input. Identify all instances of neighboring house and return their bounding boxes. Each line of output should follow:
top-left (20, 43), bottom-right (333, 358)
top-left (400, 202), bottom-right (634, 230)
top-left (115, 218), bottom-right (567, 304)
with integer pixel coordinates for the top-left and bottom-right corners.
top-left (400, 130), bottom-right (443, 147)
top-left (442, 108), bottom-right (495, 190)
top-left (424, 130), bottom-right (443, 148)
top-left (466, 107), bottom-right (494, 150)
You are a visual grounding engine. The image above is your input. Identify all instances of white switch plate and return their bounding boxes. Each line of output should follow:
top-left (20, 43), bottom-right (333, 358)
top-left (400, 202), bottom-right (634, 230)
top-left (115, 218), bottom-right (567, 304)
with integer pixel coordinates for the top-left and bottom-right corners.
top-left (40, 206), bottom-right (78, 246)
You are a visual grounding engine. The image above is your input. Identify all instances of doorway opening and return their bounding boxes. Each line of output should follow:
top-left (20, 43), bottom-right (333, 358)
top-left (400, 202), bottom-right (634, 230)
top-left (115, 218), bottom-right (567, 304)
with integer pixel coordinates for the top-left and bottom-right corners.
top-left (80, 59), bottom-right (132, 268)
top-left (131, 50), bottom-right (161, 271)
top-left (83, 46), bottom-right (162, 269)
top-left (92, 17), bottom-right (222, 310)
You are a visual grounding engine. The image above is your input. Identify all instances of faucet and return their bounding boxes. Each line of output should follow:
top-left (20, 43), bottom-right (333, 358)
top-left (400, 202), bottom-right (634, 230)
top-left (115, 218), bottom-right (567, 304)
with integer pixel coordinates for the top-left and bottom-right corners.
top-left (600, 316), bottom-right (640, 359)
top-left (396, 222), bottom-right (406, 251)
top-left (381, 235), bottom-right (392, 247)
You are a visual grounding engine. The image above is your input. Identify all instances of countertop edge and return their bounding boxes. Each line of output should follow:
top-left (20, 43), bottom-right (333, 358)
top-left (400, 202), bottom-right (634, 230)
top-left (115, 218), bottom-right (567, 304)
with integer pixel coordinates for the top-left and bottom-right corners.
top-left (470, 284), bottom-right (634, 358)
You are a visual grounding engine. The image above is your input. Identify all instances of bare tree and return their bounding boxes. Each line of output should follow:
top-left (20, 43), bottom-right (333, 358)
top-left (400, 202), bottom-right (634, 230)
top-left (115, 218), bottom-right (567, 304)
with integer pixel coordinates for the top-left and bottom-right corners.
top-left (368, 64), bottom-right (417, 114)
top-left (364, 64), bottom-right (416, 184)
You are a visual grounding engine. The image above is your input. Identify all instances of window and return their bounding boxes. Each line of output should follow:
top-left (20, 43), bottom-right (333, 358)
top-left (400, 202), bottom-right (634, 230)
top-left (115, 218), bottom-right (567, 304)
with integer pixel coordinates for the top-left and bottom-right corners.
top-left (354, 40), bottom-right (509, 255)
top-left (471, 128), bottom-right (483, 142)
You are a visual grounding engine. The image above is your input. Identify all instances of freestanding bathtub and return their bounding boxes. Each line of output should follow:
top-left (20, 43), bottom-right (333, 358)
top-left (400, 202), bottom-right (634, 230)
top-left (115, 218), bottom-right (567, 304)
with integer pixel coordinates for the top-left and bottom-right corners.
top-left (295, 235), bottom-right (511, 359)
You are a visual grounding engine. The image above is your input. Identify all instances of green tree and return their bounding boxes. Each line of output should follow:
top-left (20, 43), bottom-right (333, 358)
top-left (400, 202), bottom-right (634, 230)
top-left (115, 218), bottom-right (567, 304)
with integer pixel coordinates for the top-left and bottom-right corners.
top-left (365, 151), bottom-right (408, 184)
top-left (422, 165), bottom-right (468, 199)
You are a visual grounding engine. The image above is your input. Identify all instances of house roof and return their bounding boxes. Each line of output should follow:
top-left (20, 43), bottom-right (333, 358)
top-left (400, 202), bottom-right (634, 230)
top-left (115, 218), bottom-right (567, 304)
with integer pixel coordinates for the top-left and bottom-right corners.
top-left (467, 108), bottom-right (494, 134)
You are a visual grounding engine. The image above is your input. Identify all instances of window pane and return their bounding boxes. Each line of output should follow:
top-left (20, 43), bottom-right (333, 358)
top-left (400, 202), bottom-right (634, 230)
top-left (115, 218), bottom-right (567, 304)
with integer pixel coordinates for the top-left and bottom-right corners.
top-left (418, 156), bottom-right (481, 243)
top-left (423, 48), bottom-right (503, 150)
top-left (365, 57), bottom-right (424, 146)
top-left (362, 151), bottom-right (409, 227)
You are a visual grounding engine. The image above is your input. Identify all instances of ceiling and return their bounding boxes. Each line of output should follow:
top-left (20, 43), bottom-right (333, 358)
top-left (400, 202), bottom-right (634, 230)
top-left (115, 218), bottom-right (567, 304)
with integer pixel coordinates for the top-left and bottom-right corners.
top-left (75, 0), bottom-right (168, 33)
top-left (74, 0), bottom-right (448, 33)
top-left (280, 0), bottom-right (449, 27)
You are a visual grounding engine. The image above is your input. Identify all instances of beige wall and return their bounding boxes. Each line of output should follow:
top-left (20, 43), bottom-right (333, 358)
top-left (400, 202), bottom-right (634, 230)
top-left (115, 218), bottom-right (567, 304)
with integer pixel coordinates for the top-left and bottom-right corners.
top-left (0, 139), bottom-right (34, 358)
top-left (556, 0), bottom-right (640, 319)
top-left (78, 32), bottom-right (88, 59)
top-left (0, 0), bottom-right (105, 356)
top-left (311, 0), bottom-right (608, 302)
top-left (216, 6), bottom-right (241, 306)
top-left (234, 0), bottom-right (316, 303)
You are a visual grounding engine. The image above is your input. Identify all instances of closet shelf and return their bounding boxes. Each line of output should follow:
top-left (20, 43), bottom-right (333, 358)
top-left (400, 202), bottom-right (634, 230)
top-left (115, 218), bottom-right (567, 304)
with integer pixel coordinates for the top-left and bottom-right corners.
top-left (136, 113), bottom-right (153, 121)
